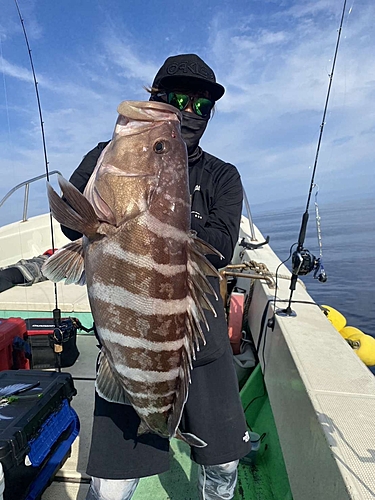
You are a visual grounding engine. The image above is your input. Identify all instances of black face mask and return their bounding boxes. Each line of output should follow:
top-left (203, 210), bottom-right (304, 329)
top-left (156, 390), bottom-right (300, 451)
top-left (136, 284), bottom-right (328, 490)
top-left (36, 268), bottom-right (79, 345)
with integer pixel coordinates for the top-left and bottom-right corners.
top-left (181, 111), bottom-right (208, 157)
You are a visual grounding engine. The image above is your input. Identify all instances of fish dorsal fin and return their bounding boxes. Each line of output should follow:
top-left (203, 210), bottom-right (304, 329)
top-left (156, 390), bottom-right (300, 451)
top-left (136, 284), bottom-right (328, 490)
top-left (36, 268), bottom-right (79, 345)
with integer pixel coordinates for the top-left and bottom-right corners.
top-left (188, 231), bottom-right (224, 260)
top-left (186, 232), bottom-right (222, 350)
top-left (41, 239), bottom-right (86, 285)
top-left (96, 350), bottom-right (131, 405)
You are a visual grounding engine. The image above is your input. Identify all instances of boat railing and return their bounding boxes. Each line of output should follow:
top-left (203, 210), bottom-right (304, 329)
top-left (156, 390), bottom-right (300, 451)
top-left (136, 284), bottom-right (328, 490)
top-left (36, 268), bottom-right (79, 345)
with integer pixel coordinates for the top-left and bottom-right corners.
top-left (0, 170), bottom-right (62, 222)
top-left (242, 188), bottom-right (256, 241)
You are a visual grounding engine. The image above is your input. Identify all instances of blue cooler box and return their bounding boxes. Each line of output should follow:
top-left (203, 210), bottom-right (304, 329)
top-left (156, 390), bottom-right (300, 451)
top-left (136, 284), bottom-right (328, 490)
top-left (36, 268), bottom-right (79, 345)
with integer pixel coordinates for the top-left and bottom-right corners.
top-left (0, 370), bottom-right (79, 500)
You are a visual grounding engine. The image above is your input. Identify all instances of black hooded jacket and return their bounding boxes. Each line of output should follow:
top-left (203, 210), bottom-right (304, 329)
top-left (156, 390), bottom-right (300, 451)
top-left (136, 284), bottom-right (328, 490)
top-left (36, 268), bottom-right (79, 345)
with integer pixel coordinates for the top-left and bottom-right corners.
top-left (62, 142), bottom-right (243, 366)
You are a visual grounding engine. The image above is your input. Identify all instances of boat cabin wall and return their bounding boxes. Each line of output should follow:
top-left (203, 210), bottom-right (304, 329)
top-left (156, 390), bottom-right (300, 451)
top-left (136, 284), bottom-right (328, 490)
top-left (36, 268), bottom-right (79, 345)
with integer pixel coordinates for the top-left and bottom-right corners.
top-left (0, 214), bottom-right (69, 267)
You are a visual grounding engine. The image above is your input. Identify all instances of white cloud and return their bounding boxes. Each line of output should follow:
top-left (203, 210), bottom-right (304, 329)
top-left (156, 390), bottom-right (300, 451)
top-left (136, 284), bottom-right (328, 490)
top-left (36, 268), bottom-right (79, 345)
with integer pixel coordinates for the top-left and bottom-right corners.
top-left (102, 37), bottom-right (158, 84)
top-left (200, 1), bottom-right (375, 205)
top-left (0, 56), bottom-right (33, 83)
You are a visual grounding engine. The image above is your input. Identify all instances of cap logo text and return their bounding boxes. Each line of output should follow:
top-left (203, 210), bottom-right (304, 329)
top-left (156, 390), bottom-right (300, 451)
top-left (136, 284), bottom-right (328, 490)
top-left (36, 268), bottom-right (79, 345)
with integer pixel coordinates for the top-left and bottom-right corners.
top-left (167, 62), bottom-right (215, 81)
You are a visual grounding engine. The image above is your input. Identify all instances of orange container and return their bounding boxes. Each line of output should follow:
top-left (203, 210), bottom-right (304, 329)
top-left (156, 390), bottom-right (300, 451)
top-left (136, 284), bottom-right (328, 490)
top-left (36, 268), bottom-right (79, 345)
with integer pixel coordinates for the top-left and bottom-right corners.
top-left (227, 292), bottom-right (245, 355)
top-left (0, 318), bottom-right (29, 370)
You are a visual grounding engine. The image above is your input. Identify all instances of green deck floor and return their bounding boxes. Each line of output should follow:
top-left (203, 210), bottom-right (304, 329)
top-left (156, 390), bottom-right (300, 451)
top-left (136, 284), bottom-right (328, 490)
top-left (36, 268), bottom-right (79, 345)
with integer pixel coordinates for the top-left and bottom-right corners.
top-left (133, 439), bottom-right (198, 499)
top-left (132, 365), bottom-right (293, 500)
top-left (235, 365), bottom-right (292, 500)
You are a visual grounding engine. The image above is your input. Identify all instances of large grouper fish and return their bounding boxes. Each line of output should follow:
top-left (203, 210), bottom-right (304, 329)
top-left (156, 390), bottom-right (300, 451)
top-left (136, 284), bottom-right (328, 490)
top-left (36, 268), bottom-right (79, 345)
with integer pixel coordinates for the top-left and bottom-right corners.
top-left (42, 100), bottom-right (222, 447)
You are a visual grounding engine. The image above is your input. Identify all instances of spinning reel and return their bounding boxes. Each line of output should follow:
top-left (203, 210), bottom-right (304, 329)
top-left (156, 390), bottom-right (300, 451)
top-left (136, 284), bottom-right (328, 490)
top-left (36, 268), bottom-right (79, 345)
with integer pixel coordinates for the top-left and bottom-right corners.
top-left (292, 248), bottom-right (327, 283)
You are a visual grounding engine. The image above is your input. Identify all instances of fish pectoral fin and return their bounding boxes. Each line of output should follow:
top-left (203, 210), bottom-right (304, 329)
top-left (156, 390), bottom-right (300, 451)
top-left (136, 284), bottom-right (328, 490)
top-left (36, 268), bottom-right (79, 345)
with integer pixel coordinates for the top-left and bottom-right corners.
top-left (41, 239), bottom-right (86, 285)
top-left (47, 176), bottom-right (99, 238)
top-left (175, 429), bottom-right (207, 448)
top-left (96, 351), bottom-right (131, 405)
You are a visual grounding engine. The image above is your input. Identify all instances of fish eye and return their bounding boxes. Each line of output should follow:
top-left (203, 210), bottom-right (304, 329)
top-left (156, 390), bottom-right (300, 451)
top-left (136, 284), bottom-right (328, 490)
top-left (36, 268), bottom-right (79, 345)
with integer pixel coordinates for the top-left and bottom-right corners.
top-left (153, 141), bottom-right (166, 154)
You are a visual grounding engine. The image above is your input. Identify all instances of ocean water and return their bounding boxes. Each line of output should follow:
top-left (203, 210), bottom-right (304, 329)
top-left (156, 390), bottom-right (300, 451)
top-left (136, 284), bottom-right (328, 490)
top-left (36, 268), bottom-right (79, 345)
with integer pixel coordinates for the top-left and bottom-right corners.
top-left (252, 197), bottom-right (375, 337)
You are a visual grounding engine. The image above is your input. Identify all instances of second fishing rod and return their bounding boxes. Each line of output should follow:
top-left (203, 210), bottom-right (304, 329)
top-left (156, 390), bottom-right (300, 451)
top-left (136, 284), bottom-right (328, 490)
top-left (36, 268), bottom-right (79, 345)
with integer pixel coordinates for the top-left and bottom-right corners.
top-left (279, 0), bottom-right (348, 317)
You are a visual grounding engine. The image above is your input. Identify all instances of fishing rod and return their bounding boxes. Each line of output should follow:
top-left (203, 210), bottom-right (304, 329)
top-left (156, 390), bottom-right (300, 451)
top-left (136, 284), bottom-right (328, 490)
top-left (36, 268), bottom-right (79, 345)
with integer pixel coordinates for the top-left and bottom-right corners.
top-left (14, 0), bottom-right (61, 327)
top-left (279, 0), bottom-right (347, 317)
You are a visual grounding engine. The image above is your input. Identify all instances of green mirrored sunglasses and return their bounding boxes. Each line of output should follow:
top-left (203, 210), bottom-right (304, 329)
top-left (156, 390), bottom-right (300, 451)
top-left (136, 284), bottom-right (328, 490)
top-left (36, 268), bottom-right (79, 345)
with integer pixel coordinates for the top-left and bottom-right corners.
top-left (166, 92), bottom-right (214, 118)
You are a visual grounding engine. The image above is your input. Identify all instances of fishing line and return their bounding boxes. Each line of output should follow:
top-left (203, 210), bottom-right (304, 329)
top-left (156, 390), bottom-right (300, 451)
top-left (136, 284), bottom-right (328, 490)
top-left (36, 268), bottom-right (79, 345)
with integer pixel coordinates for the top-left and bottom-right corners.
top-left (0, 37), bottom-right (13, 150)
top-left (279, 0), bottom-right (348, 316)
top-left (14, 0), bottom-right (60, 320)
top-left (0, 34), bottom-right (18, 224)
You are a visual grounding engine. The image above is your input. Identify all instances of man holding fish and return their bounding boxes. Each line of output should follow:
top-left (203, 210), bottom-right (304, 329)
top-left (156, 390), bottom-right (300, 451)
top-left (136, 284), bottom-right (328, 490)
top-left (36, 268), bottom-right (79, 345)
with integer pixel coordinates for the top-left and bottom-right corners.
top-left (44, 54), bottom-right (250, 500)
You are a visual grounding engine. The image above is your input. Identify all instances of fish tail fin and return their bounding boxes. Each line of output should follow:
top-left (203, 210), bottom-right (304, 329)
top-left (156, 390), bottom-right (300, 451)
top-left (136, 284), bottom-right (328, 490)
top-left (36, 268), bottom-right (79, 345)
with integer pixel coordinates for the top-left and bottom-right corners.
top-left (175, 429), bottom-right (207, 448)
top-left (137, 421), bottom-right (151, 437)
top-left (96, 350), bottom-right (130, 404)
top-left (47, 177), bottom-right (99, 237)
top-left (42, 239), bottom-right (86, 285)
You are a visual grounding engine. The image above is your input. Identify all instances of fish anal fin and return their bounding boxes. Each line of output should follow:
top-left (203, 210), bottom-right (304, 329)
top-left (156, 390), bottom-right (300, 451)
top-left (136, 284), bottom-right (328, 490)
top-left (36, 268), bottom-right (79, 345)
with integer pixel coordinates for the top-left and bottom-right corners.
top-left (96, 351), bottom-right (131, 405)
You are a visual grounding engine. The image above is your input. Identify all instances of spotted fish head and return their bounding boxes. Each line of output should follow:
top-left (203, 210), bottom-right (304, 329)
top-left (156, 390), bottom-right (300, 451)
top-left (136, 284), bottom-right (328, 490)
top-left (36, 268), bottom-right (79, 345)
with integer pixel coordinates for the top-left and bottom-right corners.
top-left (84, 101), bottom-right (187, 227)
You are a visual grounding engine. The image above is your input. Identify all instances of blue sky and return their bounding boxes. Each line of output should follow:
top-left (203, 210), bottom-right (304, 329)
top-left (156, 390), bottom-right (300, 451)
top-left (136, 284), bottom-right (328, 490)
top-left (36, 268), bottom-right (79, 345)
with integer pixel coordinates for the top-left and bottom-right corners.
top-left (0, 0), bottom-right (374, 225)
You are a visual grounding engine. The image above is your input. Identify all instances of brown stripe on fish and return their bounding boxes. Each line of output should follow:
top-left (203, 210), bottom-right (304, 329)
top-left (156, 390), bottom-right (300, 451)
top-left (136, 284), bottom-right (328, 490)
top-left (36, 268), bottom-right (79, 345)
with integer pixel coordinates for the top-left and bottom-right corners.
top-left (113, 215), bottom-right (189, 266)
top-left (92, 303), bottom-right (187, 343)
top-left (113, 344), bottom-right (183, 372)
top-left (98, 242), bottom-right (188, 301)
top-left (97, 328), bottom-right (185, 373)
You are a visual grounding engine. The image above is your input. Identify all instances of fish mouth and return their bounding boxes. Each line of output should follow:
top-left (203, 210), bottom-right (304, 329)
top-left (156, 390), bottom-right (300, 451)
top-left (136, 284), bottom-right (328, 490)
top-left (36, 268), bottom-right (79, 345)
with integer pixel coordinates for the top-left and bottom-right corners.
top-left (100, 164), bottom-right (156, 178)
top-left (115, 101), bottom-right (181, 137)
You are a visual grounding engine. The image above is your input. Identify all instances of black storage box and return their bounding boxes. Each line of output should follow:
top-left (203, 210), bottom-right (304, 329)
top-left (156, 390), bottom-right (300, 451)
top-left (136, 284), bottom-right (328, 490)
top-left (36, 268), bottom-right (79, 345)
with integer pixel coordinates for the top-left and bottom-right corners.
top-left (0, 370), bottom-right (79, 500)
top-left (25, 318), bottom-right (80, 369)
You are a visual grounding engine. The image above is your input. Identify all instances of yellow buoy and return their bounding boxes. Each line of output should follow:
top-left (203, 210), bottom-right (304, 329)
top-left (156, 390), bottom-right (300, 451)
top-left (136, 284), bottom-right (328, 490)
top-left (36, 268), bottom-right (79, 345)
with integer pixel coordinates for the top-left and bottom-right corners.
top-left (340, 326), bottom-right (363, 340)
top-left (346, 330), bottom-right (375, 366)
top-left (321, 305), bottom-right (347, 332)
